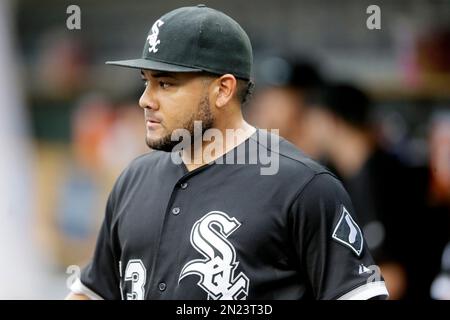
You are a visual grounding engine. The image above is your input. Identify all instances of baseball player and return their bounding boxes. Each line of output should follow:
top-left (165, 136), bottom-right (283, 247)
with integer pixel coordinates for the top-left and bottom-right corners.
top-left (66, 5), bottom-right (388, 300)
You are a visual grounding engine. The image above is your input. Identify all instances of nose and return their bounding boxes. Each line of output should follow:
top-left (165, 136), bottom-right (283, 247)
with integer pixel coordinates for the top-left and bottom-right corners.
top-left (139, 86), bottom-right (159, 110)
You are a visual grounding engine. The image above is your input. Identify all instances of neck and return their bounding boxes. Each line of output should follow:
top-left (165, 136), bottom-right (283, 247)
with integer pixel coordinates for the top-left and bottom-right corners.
top-left (182, 111), bottom-right (256, 172)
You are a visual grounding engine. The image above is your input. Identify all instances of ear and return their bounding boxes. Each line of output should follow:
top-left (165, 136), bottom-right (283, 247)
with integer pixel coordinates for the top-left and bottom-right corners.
top-left (214, 74), bottom-right (237, 108)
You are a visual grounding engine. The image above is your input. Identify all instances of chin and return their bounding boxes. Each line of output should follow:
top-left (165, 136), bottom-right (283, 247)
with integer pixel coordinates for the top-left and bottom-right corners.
top-left (145, 133), bottom-right (176, 152)
top-left (146, 136), bottom-right (163, 148)
top-left (146, 128), bottom-right (166, 142)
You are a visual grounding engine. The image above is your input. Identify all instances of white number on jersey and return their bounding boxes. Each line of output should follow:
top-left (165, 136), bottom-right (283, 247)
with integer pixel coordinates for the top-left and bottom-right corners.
top-left (121, 259), bottom-right (147, 300)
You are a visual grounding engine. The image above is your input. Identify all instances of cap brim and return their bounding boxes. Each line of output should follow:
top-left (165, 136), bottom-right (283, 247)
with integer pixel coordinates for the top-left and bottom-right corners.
top-left (105, 58), bottom-right (203, 73)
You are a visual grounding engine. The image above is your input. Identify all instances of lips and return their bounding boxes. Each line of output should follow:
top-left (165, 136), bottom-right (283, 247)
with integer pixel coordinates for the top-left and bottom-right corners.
top-left (145, 115), bottom-right (162, 130)
top-left (145, 112), bottom-right (162, 125)
top-left (146, 117), bottom-right (161, 123)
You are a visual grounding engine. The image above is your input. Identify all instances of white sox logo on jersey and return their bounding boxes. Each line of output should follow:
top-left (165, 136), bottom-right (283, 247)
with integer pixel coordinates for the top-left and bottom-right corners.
top-left (178, 211), bottom-right (250, 300)
top-left (147, 20), bottom-right (164, 53)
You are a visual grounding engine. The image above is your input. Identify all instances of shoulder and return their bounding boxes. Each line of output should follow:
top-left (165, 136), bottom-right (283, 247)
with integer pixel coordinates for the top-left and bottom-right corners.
top-left (289, 172), bottom-right (355, 235)
top-left (110, 150), bottom-right (171, 198)
top-left (298, 172), bottom-right (349, 204)
top-left (251, 129), bottom-right (337, 185)
top-left (124, 150), bottom-right (169, 174)
top-left (120, 150), bottom-right (173, 179)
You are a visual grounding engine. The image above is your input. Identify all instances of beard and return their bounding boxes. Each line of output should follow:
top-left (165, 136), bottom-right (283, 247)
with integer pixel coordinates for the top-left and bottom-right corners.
top-left (145, 93), bottom-right (215, 152)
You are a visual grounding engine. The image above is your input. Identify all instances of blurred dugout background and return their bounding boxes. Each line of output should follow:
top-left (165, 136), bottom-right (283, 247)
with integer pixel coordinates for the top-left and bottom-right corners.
top-left (0, 0), bottom-right (449, 299)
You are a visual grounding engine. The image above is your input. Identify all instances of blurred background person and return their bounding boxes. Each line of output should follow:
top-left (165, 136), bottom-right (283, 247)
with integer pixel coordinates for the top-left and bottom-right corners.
top-left (18, 8), bottom-right (148, 298)
top-left (428, 110), bottom-right (450, 300)
top-left (306, 83), bottom-right (448, 300)
top-left (245, 54), bottom-right (325, 158)
top-left (431, 242), bottom-right (450, 300)
top-left (306, 84), bottom-right (411, 299)
top-left (29, 29), bottom-right (107, 281)
top-left (0, 0), bottom-right (47, 299)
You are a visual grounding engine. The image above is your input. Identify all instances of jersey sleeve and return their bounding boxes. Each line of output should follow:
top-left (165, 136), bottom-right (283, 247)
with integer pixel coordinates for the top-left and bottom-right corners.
top-left (289, 172), bottom-right (389, 300)
top-left (70, 191), bottom-right (122, 300)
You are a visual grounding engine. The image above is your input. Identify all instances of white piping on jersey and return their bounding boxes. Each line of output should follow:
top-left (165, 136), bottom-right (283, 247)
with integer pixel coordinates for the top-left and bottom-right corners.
top-left (337, 281), bottom-right (389, 300)
top-left (70, 278), bottom-right (104, 300)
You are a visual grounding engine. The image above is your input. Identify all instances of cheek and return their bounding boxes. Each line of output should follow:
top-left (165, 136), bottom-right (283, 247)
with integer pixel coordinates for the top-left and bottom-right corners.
top-left (158, 80), bottom-right (207, 129)
top-left (159, 95), bottom-right (197, 130)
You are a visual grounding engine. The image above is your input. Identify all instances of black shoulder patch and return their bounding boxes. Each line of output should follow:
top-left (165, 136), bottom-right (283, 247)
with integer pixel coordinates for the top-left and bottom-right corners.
top-left (332, 206), bottom-right (364, 257)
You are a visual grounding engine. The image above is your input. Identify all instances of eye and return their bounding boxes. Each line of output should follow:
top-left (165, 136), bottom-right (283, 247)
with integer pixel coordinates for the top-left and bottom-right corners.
top-left (159, 81), bottom-right (171, 89)
top-left (141, 78), bottom-right (148, 87)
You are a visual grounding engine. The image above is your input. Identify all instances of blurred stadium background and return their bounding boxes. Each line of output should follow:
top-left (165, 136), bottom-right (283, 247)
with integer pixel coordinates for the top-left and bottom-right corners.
top-left (0, 0), bottom-right (449, 299)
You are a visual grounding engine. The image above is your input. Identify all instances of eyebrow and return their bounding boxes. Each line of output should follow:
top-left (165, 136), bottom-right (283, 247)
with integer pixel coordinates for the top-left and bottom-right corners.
top-left (141, 70), bottom-right (176, 79)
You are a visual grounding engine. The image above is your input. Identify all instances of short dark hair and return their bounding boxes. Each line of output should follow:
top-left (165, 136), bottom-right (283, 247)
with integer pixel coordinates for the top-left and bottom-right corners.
top-left (314, 83), bottom-right (372, 128)
top-left (236, 78), bottom-right (255, 106)
top-left (202, 72), bottom-right (254, 106)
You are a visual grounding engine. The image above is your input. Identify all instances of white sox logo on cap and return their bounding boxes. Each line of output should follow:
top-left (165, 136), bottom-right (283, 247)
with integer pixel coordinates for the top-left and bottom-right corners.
top-left (147, 19), bottom-right (164, 53)
top-left (106, 6), bottom-right (253, 79)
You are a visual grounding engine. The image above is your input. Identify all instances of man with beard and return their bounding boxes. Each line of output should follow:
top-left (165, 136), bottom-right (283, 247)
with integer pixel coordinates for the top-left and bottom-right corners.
top-left (66, 5), bottom-right (387, 300)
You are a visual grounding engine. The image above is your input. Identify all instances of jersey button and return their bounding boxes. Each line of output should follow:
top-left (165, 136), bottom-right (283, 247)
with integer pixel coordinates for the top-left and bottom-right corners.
top-left (180, 182), bottom-right (188, 189)
top-left (158, 282), bottom-right (166, 291)
top-left (172, 207), bottom-right (181, 215)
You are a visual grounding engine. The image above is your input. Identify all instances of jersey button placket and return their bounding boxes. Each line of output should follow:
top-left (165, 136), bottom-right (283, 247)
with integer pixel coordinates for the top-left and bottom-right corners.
top-left (158, 282), bottom-right (167, 292)
top-left (180, 182), bottom-right (188, 189)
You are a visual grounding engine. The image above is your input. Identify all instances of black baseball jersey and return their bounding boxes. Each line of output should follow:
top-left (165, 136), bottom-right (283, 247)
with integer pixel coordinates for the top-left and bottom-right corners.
top-left (71, 129), bottom-right (388, 300)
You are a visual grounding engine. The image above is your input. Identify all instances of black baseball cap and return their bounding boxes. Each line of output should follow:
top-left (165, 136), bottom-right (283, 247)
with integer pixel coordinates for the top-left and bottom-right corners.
top-left (106, 5), bottom-right (253, 80)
